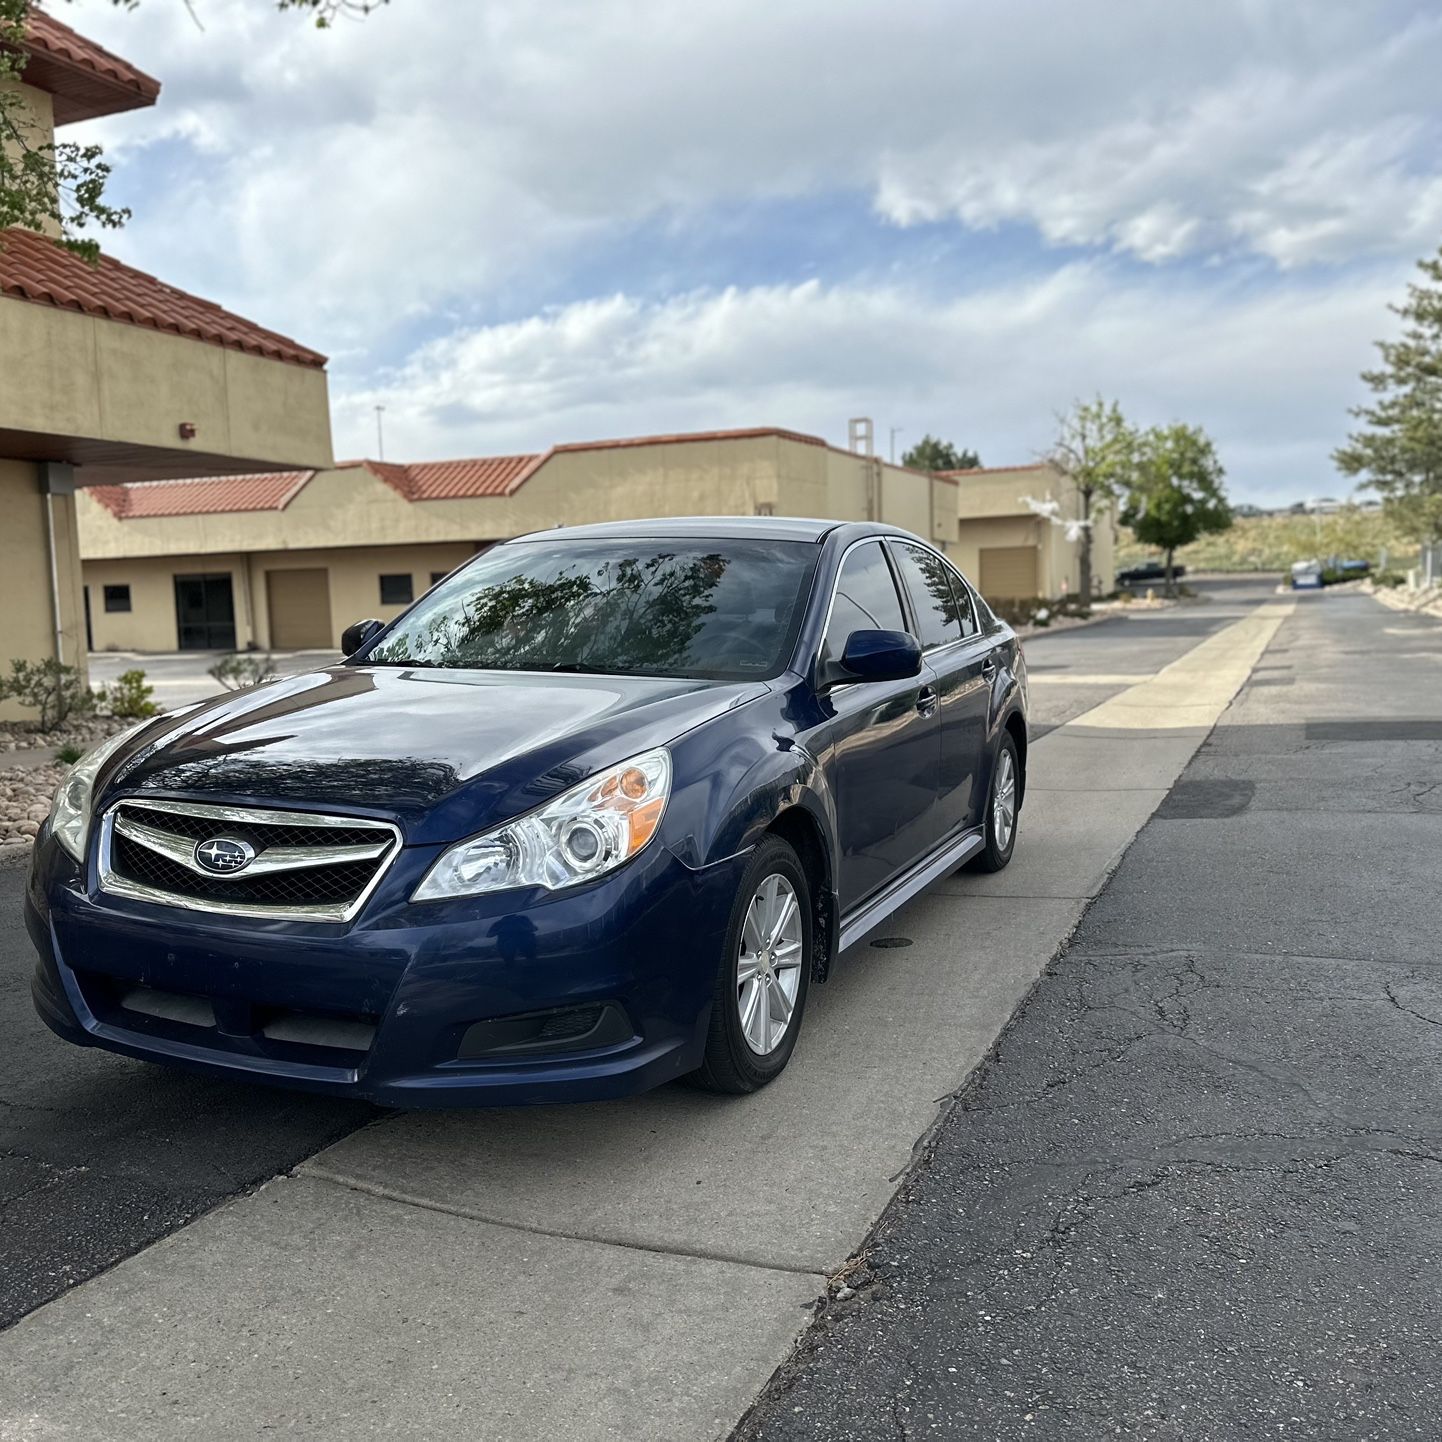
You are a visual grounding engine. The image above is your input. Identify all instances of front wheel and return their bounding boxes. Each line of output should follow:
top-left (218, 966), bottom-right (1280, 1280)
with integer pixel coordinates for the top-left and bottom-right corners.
top-left (967, 734), bottom-right (1020, 873)
top-left (691, 836), bottom-right (813, 1094)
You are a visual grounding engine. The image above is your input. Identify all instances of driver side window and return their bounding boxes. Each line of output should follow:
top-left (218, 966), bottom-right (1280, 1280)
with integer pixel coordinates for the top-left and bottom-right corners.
top-left (823, 541), bottom-right (907, 666)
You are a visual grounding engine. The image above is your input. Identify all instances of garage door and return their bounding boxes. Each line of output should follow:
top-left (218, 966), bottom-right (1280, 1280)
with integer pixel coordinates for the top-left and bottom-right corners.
top-left (978, 546), bottom-right (1039, 601)
top-left (267, 568), bottom-right (333, 650)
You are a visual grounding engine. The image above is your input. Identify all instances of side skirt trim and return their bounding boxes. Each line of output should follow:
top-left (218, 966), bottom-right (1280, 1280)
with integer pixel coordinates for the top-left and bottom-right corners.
top-left (837, 826), bottom-right (985, 953)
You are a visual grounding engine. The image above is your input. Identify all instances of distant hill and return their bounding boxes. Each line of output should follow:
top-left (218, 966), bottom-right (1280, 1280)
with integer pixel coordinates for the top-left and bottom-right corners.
top-left (1116, 510), bottom-right (1419, 575)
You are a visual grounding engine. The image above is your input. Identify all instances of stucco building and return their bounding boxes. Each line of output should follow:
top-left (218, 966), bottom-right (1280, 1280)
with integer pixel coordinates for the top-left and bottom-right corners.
top-left (77, 443), bottom-right (1118, 655)
top-left (78, 429), bottom-right (959, 652)
top-left (0, 13), bottom-right (332, 715)
top-left (941, 462), bottom-right (1117, 600)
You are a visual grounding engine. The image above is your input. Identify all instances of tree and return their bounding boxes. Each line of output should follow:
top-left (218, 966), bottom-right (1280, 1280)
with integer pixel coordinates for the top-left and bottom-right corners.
top-left (1123, 423), bottom-right (1231, 596)
top-left (1, 0), bottom-right (387, 259)
top-left (1047, 396), bottom-right (1138, 602)
top-left (901, 435), bottom-right (981, 472)
top-left (1334, 244), bottom-right (1442, 548)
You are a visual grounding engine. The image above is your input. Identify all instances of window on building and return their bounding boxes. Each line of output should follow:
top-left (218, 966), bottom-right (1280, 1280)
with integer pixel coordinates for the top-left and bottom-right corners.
top-left (103, 584), bottom-right (132, 613)
top-left (430, 571), bottom-right (449, 587)
top-left (379, 574), bottom-right (414, 606)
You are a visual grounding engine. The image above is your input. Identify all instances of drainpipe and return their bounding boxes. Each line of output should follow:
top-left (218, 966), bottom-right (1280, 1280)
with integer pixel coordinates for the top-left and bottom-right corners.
top-left (39, 463), bottom-right (77, 665)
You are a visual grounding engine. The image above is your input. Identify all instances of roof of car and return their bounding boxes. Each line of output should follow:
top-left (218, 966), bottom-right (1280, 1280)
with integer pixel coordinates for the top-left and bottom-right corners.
top-left (508, 516), bottom-right (917, 544)
top-left (511, 516), bottom-right (836, 543)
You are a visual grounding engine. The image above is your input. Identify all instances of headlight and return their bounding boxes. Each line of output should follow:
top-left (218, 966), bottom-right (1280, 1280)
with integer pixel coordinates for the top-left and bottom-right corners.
top-left (49, 720), bottom-right (153, 864)
top-left (413, 747), bottom-right (672, 901)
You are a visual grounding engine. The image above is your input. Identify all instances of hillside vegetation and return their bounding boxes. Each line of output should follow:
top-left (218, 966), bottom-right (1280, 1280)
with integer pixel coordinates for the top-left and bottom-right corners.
top-left (1116, 510), bottom-right (1420, 575)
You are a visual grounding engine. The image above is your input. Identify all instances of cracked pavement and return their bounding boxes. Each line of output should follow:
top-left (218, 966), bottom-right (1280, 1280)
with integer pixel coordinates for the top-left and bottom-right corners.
top-left (739, 589), bottom-right (1442, 1441)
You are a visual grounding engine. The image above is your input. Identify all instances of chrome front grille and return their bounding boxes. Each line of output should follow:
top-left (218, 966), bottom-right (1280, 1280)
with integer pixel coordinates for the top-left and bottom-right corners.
top-left (98, 799), bottom-right (401, 922)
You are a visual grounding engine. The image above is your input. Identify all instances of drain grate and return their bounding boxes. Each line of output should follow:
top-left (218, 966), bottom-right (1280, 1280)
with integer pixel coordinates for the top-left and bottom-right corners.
top-left (870, 937), bottom-right (913, 950)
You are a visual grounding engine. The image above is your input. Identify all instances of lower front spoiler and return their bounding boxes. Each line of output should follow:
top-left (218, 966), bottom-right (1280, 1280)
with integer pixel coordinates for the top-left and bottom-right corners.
top-left (32, 952), bottom-right (699, 1108)
top-left (26, 889), bottom-right (711, 1110)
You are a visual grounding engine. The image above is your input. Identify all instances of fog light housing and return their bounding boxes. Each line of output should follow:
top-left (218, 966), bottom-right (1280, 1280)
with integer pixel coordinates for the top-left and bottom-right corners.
top-left (456, 1002), bottom-right (634, 1059)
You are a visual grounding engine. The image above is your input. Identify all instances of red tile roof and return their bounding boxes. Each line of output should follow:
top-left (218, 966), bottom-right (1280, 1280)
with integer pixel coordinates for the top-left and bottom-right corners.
top-left (13, 9), bottom-right (161, 125)
top-left (88, 426), bottom-right (954, 520)
top-left (89, 471), bottom-right (314, 520)
top-left (364, 455), bottom-right (542, 501)
top-left (0, 227), bottom-right (326, 368)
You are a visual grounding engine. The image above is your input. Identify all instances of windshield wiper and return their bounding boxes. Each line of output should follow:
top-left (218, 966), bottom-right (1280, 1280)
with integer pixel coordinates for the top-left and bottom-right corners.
top-left (362, 657), bottom-right (442, 668)
top-left (550, 661), bottom-right (614, 675)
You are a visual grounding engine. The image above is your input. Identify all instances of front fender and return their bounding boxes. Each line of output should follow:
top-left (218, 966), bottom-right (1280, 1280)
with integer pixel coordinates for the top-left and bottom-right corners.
top-left (663, 694), bottom-right (841, 979)
top-left (664, 698), bottom-right (833, 868)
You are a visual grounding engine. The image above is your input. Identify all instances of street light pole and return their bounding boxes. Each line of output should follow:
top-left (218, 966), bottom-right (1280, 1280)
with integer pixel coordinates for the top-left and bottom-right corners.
top-left (375, 405), bottom-right (386, 462)
top-left (890, 427), bottom-right (904, 464)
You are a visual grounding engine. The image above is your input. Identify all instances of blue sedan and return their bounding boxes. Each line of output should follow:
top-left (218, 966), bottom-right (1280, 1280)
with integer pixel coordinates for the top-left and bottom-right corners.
top-left (27, 518), bottom-right (1027, 1105)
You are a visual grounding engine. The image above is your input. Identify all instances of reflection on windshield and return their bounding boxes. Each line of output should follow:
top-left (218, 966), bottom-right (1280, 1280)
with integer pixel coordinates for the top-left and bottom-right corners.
top-left (366, 539), bottom-right (819, 681)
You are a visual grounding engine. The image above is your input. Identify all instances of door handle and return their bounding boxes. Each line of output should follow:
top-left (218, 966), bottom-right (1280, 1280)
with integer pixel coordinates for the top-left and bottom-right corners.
top-left (916, 685), bottom-right (938, 716)
top-left (981, 654), bottom-right (1000, 681)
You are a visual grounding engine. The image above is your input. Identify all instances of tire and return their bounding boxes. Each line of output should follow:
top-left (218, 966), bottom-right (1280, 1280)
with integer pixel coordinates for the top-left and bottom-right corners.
top-left (967, 733), bottom-right (1020, 873)
top-left (691, 836), bottom-right (813, 1094)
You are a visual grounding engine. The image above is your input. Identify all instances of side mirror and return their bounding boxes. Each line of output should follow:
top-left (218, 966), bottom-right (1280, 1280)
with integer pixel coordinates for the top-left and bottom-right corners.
top-left (836, 629), bottom-right (922, 684)
top-left (341, 618), bottom-right (385, 657)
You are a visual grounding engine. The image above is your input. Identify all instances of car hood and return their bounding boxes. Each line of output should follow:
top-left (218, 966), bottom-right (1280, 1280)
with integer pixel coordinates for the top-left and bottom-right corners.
top-left (105, 665), bottom-right (768, 845)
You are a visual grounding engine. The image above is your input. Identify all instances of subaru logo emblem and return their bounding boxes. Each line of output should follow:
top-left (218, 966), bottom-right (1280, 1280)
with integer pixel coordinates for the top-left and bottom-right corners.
top-left (195, 836), bottom-right (256, 875)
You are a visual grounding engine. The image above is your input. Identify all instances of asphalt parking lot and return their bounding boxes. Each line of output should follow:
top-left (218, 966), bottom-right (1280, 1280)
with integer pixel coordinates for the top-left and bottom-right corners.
top-left (10, 578), bottom-right (1431, 1440)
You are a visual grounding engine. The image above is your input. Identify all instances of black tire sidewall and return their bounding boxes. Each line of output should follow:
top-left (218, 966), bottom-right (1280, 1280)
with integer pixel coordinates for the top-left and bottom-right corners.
top-left (710, 838), bottom-right (813, 1089)
top-left (972, 734), bottom-right (1019, 872)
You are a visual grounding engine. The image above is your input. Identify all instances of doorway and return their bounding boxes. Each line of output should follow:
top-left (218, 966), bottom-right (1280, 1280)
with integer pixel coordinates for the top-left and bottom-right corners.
top-left (266, 568), bottom-right (333, 650)
top-left (174, 573), bottom-right (237, 651)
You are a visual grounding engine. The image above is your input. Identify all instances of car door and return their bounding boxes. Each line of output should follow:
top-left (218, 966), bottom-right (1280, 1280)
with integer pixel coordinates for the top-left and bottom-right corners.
top-left (815, 539), bottom-right (944, 908)
top-left (887, 541), bottom-right (994, 840)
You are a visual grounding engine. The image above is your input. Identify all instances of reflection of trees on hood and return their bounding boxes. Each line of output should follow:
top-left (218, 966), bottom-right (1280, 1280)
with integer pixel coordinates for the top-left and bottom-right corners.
top-left (372, 552), bottom-right (730, 671)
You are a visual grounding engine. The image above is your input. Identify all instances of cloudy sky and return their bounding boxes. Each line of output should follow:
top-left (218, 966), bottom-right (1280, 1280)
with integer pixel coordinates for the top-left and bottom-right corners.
top-left (59, 0), bottom-right (1442, 504)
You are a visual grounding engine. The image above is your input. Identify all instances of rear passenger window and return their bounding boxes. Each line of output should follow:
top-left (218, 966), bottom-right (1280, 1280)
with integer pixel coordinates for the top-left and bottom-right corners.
top-left (824, 541), bottom-right (907, 663)
top-left (944, 565), bottom-right (981, 639)
top-left (892, 543), bottom-right (970, 648)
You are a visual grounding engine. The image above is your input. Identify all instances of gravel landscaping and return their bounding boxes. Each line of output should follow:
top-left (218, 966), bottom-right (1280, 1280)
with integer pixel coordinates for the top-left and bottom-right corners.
top-left (0, 716), bottom-right (139, 850)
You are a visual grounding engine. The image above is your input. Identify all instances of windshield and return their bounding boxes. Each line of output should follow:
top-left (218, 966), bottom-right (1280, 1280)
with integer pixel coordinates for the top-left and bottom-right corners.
top-left (362, 537), bottom-right (820, 681)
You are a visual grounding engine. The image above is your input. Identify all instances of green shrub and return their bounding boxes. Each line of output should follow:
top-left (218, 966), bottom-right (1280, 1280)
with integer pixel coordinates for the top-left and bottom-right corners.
top-left (1374, 570), bottom-right (1406, 588)
top-left (56, 742), bottom-right (85, 764)
top-left (0, 658), bottom-right (95, 731)
top-left (986, 596), bottom-right (1092, 628)
top-left (101, 668), bottom-right (159, 719)
top-left (208, 652), bottom-right (276, 691)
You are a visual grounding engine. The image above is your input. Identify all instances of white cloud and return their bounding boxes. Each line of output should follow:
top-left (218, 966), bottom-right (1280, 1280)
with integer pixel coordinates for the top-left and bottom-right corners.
top-left (62, 0), bottom-right (1442, 342)
top-left (334, 262), bottom-right (1406, 506)
top-left (47, 0), bottom-right (1439, 506)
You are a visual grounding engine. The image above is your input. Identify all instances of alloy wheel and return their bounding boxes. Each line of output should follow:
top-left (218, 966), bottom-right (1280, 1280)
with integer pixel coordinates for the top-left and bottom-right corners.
top-left (736, 874), bottom-right (805, 1056)
top-left (993, 749), bottom-right (1016, 852)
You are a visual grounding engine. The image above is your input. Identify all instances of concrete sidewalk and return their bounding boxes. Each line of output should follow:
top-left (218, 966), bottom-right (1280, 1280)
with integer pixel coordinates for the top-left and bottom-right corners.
top-left (0, 603), bottom-right (1289, 1442)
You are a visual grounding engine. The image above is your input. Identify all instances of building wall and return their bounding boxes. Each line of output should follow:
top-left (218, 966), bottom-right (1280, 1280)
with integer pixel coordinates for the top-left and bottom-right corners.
top-left (0, 458), bottom-right (86, 720)
top-left (951, 463), bottom-right (1118, 600)
top-left (952, 516), bottom-right (1045, 590)
top-left (84, 543), bottom-right (480, 653)
top-left (77, 435), bottom-right (957, 566)
top-left (248, 543), bottom-right (480, 649)
top-left (0, 81), bottom-right (60, 238)
top-left (0, 300), bottom-right (335, 475)
top-left (75, 433), bottom-right (961, 654)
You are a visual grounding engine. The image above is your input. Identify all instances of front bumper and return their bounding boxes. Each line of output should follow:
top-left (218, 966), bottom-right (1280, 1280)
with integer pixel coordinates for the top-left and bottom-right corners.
top-left (27, 828), bottom-right (744, 1107)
